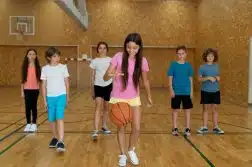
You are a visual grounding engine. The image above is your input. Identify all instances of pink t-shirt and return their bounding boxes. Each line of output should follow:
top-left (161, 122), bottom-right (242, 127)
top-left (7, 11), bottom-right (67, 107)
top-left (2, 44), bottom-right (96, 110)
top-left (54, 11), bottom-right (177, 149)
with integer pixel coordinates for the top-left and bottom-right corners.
top-left (23, 67), bottom-right (40, 90)
top-left (110, 52), bottom-right (149, 99)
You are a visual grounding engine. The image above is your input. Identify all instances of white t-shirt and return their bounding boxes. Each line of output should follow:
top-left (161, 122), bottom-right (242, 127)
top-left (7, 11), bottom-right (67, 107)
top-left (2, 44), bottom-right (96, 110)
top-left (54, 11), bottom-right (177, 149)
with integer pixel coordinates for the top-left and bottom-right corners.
top-left (89, 57), bottom-right (112, 87)
top-left (40, 64), bottom-right (69, 97)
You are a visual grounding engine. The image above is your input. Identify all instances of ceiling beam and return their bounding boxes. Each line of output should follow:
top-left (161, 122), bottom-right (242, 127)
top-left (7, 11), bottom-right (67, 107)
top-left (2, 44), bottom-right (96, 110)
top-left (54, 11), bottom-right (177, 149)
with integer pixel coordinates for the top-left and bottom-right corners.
top-left (54, 0), bottom-right (88, 29)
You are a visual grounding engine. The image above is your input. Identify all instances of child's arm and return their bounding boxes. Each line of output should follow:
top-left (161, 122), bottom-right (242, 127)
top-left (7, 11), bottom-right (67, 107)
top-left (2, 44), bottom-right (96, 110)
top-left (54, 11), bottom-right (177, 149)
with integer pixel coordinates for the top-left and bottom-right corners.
top-left (91, 69), bottom-right (95, 98)
top-left (168, 76), bottom-right (175, 97)
top-left (189, 77), bottom-right (193, 98)
top-left (215, 64), bottom-right (220, 81)
top-left (41, 80), bottom-right (47, 109)
top-left (103, 64), bottom-right (123, 81)
top-left (198, 75), bottom-right (211, 82)
top-left (21, 84), bottom-right (24, 97)
top-left (64, 77), bottom-right (69, 102)
top-left (141, 71), bottom-right (152, 106)
top-left (167, 63), bottom-right (175, 98)
top-left (63, 65), bottom-right (70, 102)
top-left (198, 65), bottom-right (213, 82)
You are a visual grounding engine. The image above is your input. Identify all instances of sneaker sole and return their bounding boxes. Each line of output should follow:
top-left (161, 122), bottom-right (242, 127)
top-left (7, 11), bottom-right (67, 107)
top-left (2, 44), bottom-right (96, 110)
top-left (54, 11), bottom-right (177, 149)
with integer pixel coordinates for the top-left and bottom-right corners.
top-left (172, 133), bottom-right (179, 136)
top-left (102, 131), bottom-right (111, 135)
top-left (118, 163), bottom-right (126, 167)
top-left (197, 131), bottom-right (208, 134)
top-left (184, 133), bottom-right (191, 137)
top-left (49, 145), bottom-right (57, 148)
top-left (130, 160), bottom-right (139, 166)
top-left (56, 148), bottom-right (66, 152)
top-left (92, 135), bottom-right (98, 141)
top-left (213, 132), bottom-right (224, 134)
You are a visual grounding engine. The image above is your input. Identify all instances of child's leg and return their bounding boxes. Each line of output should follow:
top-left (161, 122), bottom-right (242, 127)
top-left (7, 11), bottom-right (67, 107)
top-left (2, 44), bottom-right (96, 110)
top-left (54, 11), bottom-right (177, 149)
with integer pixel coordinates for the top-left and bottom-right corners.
top-left (57, 119), bottom-right (64, 142)
top-left (50, 121), bottom-right (57, 138)
top-left (212, 104), bottom-right (218, 128)
top-left (127, 106), bottom-right (141, 165)
top-left (117, 126), bottom-right (127, 166)
top-left (171, 95), bottom-right (181, 133)
top-left (203, 104), bottom-right (210, 127)
top-left (31, 90), bottom-right (39, 124)
top-left (184, 109), bottom-right (191, 129)
top-left (55, 95), bottom-right (67, 151)
top-left (101, 84), bottom-right (112, 133)
top-left (102, 101), bottom-right (110, 132)
top-left (182, 95), bottom-right (193, 136)
top-left (129, 106), bottom-right (141, 151)
top-left (102, 101), bottom-right (109, 127)
top-left (47, 96), bottom-right (59, 148)
top-left (94, 97), bottom-right (103, 130)
top-left (24, 90), bottom-right (31, 124)
top-left (200, 91), bottom-right (210, 128)
top-left (212, 104), bottom-right (224, 134)
top-left (117, 126), bottom-right (126, 154)
top-left (92, 97), bottom-right (103, 140)
top-left (55, 95), bottom-right (67, 142)
top-left (172, 110), bottom-right (179, 129)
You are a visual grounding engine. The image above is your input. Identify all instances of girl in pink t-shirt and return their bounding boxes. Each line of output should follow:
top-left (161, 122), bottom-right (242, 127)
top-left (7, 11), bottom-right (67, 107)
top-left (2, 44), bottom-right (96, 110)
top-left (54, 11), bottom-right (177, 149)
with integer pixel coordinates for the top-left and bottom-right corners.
top-left (104, 33), bottom-right (152, 167)
top-left (21, 49), bottom-right (41, 132)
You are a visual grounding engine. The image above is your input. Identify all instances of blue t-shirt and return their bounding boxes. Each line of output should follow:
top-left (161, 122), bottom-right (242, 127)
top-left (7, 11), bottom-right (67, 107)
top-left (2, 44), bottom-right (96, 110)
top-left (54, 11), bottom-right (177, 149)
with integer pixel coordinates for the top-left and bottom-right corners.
top-left (167, 61), bottom-right (193, 95)
top-left (199, 64), bottom-right (220, 92)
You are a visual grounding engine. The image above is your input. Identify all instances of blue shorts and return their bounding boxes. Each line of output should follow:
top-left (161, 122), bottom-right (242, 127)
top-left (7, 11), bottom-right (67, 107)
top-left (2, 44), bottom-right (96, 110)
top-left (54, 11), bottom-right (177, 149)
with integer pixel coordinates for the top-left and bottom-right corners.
top-left (46, 94), bottom-right (67, 122)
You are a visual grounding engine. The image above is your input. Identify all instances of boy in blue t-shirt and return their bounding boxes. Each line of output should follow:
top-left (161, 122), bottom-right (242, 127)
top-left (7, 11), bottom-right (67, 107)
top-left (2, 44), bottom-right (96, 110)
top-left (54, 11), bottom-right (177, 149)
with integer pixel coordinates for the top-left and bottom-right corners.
top-left (167, 45), bottom-right (193, 136)
top-left (197, 48), bottom-right (224, 134)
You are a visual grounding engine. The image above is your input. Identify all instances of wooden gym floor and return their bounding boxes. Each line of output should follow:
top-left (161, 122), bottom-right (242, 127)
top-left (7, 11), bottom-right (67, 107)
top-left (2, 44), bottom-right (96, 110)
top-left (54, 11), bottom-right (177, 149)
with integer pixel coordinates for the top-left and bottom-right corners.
top-left (0, 87), bottom-right (251, 167)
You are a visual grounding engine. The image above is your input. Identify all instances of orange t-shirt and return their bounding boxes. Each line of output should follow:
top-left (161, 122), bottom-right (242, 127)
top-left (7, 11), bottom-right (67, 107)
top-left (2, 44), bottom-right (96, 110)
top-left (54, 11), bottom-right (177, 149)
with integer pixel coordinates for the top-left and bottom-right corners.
top-left (23, 67), bottom-right (39, 90)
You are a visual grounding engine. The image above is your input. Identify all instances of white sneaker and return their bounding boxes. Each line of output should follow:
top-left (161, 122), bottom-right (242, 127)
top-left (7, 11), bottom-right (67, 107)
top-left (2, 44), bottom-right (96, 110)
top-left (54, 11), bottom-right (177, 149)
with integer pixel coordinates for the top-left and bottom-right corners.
top-left (91, 130), bottom-right (99, 141)
top-left (24, 124), bottom-right (31, 132)
top-left (30, 124), bottom-right (37, 132)
top-left (118, 154), bottom-right (127, 167)
top-left (128, 147), bottom-right (139, 165)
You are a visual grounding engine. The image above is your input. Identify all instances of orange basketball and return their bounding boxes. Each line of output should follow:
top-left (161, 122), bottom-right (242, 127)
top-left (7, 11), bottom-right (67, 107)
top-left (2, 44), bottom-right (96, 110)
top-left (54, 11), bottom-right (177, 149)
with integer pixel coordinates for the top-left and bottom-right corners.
top-left (110, 102), bottom-right (132, 128)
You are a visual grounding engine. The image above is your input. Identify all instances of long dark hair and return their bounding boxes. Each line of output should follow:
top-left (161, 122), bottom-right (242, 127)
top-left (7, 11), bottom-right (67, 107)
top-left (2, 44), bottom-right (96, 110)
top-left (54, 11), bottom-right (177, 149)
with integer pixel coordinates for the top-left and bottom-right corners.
top-left (96, 41), bottom-right (109, 53)
top-left (121, 33), bottom-right (143, 89)
top-left (21, 49), bottom-right (41, 84)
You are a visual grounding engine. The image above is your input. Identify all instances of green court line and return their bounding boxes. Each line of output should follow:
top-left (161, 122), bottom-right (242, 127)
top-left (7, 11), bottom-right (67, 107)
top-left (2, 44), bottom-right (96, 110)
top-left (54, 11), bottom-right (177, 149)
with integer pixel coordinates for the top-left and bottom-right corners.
top-left (180, 132), bottom-right (215, 167)
top-left (0, 135), bottom-right (26, 156)
top-left (0, 112), bottom-right (46, 142)
top-left (0, 92), bottom-right (81, 156)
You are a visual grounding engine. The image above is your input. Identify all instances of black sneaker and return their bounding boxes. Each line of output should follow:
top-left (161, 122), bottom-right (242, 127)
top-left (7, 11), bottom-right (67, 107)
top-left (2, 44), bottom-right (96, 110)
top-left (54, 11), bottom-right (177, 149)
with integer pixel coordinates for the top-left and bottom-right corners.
top-left (213, 127), bottom-right (224, 134)
top-left (91, 130), bottom-right (99, 141)
top-left (184, 128), bottom-right (191, 137)
top-left (197, 127), bottom-right (208, 134)
top-left (172, 128), bottom-right (179, 136)
top-left (101, 127), bottom-right (111, 134)
top-left (48, 138), bottom-right (58, 148)
top-left (56, 142), bottom-right (66, 152)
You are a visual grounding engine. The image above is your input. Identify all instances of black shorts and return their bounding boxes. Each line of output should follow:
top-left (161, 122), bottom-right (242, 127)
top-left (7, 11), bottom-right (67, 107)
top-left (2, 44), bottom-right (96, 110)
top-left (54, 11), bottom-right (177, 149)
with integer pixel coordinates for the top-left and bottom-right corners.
top-left (171, 95), bottom-right (193, 109)
top-left (200, 90), bottom-right (220, 104)
top-left (94, 84), bottom-right (112, 101)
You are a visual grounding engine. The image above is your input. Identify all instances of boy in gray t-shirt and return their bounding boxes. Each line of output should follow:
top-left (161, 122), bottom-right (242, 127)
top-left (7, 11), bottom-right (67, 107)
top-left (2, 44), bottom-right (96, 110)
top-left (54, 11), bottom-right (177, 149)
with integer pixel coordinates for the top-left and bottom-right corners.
top-left (197, 48), bottom-right (224, 135)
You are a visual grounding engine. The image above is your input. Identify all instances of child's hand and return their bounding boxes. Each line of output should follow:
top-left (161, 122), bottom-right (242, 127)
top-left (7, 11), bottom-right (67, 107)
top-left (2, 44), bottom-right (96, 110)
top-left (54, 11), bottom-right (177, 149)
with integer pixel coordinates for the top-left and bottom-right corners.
top-left (67, 95), bottom-right (70, 103)
top-left (91, 89), bottom-right (95, 100)
top-left (44, 100), bottom-right (48, 111)
top-left (190, 92), bottom-right (194, 99)
top-left (170, 90), bottom-right (175, 98)
top-left (208, 76), bottom-right (216, 82)
top-left (147, 96), bottom-right (153, 107)
top-left (66, 95), bottom-right (70, 107)
top-left (109, 72), bottom-right (124, 78)
top-left (21, 92), bottom-right (24, 98)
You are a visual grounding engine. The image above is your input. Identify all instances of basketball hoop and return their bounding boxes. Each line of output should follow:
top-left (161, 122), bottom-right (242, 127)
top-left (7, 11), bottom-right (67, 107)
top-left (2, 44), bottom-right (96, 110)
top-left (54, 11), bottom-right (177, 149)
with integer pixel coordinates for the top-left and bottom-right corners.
top-left (16, 28), bottom-right (24, 41)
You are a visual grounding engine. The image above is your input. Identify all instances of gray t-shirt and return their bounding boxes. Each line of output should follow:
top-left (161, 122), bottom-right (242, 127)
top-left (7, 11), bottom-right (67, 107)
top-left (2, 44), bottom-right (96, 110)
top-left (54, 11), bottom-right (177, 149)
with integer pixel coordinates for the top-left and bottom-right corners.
top-left (199, 64), bottom-right (220, 92)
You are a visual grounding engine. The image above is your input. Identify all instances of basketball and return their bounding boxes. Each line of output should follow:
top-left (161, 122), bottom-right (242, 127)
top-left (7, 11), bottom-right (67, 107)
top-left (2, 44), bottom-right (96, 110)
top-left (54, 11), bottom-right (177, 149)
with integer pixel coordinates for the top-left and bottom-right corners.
top-left (109, 102), bottom-right (132, 128)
